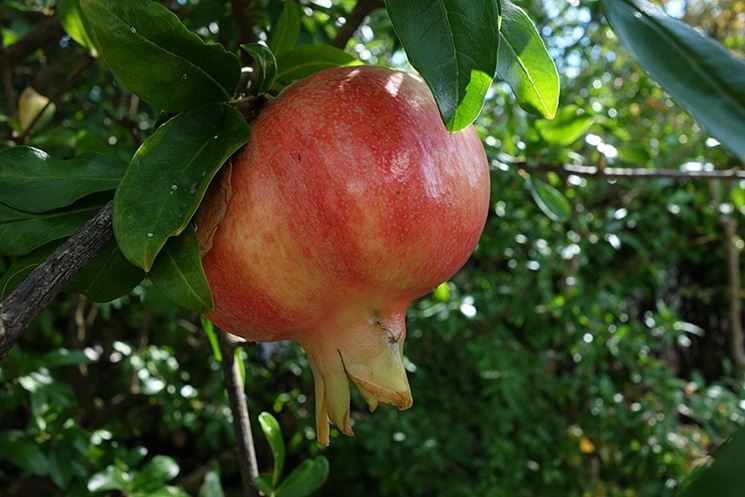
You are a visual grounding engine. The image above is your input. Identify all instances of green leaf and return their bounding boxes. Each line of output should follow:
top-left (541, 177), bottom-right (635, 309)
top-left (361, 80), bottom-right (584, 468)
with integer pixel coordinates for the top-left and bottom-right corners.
top-left (113, 103), bottom-right (248, 271)
top-left (67, 240), bottom-right (145, 302)
top-left (679, 427), bottom-right (745, 497)
top-left (0, 431), bottom-right (49, 476)
top-left (535, 105), bottom-right (594, 146)
top-left (235, 347), bottom-right (246, 385)
top-left (200, 316), bottom-right (223, 361)
top-left (133, 456), bottom-right (180, 491)
top-left (271, 0), bottom-right (301, 58)
top-left (79, 0), bottom-right (240, 112)
top-left (0, 147), bottom-right (125, 213)
top-left (0, 199), bottom-right (102, 257)
top-left (275, 457), bottom-right (329, 497)
top-left (526, 176), bottom-right (571, 222)
top-left (386, 0), bottom-right (500, 132)
top-left (497, 1), bottom-right (559, 119)
top-left (198, 468), bottom-right (225, 497)
top-left (600, 0), bottom-right (745, 161)
top-left (57, 0), bottom-right (97, 52)
top-left (39, 348), bottom-right (92, 368)
top-left (132, 486), bottom-right (190, 497)
top-left (259, 412), bottom-right (286, 486)
top-left (149, 228), bottom-right (213, 312)
top-left (256, 474), bottom-right (274, 496)
top-left (0, 242), bottom-right (58, 299)
top-left (276, 44), bottom-right (359, 82)
top-left (88, 465), bottom-right (133, 492)
top-left (241, 43), bottom-right (278, 95)
top-left (732, 186), bottom-right (745, 210)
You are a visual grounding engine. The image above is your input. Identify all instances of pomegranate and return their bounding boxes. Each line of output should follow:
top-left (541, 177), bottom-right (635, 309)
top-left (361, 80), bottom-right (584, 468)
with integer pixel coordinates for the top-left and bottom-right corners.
top-left (202, 66), bottom-right (490, 445)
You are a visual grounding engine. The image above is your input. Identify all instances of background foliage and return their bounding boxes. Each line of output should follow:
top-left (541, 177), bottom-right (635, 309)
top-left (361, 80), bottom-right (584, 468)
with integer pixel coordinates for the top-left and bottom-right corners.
top-left (1, 0), bottom-right (745, 496)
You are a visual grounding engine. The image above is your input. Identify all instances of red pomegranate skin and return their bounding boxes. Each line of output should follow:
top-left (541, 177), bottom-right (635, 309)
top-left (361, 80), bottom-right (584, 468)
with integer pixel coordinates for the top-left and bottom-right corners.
top-left (203, 65), bottom-right (490, 444)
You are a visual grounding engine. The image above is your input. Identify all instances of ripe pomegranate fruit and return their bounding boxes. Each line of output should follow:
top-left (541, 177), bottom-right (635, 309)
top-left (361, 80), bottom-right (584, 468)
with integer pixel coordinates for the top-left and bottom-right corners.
top-left (202, 66), bottom-right (490, 445)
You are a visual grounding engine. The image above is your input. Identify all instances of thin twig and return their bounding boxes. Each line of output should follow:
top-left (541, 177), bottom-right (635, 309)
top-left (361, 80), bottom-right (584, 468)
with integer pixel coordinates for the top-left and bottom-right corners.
top-left (231, 0), bottom-right (257, 65)
top-left (514, 161), bottom-right (745, 180)
top-left (0, 202), bottom-right (113, 359)
top-left (0, 39), bottom-right (17, 119)
top-left (218, 330), bottom-right (260, 497)
top-left (331, 0), bottom-right (384, 48)
top-left (720, 216), bottom-right (745, 370)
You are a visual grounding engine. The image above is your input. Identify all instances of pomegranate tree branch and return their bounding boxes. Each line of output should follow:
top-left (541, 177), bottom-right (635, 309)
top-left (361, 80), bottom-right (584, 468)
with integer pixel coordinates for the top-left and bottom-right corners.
top-left (0, 203), bottom-right (113, 360)
top-left (331, 0), bottom-right (384, 48)
top-left (721, 216), bottom-right (745, 371)
top-left (515, 162), bottom-right (745, 180)
top-left (217, 330), bottom-right (260, 497)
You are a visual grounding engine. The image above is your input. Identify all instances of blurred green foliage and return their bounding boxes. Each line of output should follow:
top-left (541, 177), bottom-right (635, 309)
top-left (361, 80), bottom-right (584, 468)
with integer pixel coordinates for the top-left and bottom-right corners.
top-left (1, 0), bottom-right (745, 496)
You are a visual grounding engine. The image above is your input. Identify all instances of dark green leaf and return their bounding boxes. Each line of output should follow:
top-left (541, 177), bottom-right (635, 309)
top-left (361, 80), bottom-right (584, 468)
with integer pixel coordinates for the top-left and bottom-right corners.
top-left (149, 229), bottom-right (213, 312)
top-left (276, 44), bottom-right (358, 82)
top-left (259, 412), bottom-right (286, 486)
top-left (200, 316), bottom-right (223, 361)
top-left (79, 0), bottom-right (240, 112)
top-left (535, 105), bottom-right (594, 146)
top-left (271, 0), bottom-right (300, 58)
top-left (241, 43), bottom-right (278, 95)
top-left (0, 147), bottom-right (125, 213)
top-left (198, 468), bottom-right (225, 497)
top-left (67, 240), bottom-right (145, 302)
top-left (0, 242), bottom-right (58, 299)
top-left (113, 103), bottom-right (248, 270)
top-left (0, 199), bottom-right (102, 256)
top-left (58, 0), bottom-right (97, 52)
top-left (497, 1), bottom-right (559, 119)
top-left (133, 456), bottom-right (180, 491)
top-left (526, 176), bottom-right (571, 222)
top-left (600, 0), bottom-right (745, 160)
top-left (0, 431), bottom-right (49, 476)
top-left (132, 486), bottom-right (190, 497)
top-left (679, 427), bottom-right (745, 497)
top-left (256, 474), bottom-right (274, 496)
top-left (88, 465), bottom-right (132, 492)
top-left (275, 457), bottom-right (329, 497)
top-left (386, 0), bottom-right (500, 132)
top-left (39, 348), bottom-right (92, 368)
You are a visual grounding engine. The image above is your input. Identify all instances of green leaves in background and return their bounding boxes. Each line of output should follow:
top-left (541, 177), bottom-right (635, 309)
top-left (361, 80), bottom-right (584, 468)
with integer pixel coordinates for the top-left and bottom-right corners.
top-left (198, 467), bottom-right (225, 497)
top-left (149, 229), bottom-right (213, 312)
top-left (200, 316), bottom-right (223, 361)
top-left (57, 0), bottom-right (97, 53)
top-left (67, 241), bottom-right (144, 302)
top-left (241, 43), bottom-right (278, 95)
top-left (271, 0), bottom-right (300, 58)
top-left (79, 0), bottom-right (240, 112)
top-left (275, 457), bottom-right (329, 497)
top-left (0, 244), bottom-right (56, 299)
top-left (679, 427), bottom-right (745, 497)
top-left (0, 147), bottom-right (125, 213)
top-left (525, 175), bottom-right (571, 222)
top-left (497, 0), bottom-right (559, 119)
top-left (535, 105), bottom-right (594, 146)
top-left (601, 0), bottom-right (745, 161)
top-left (113, 103), bottom-right (248, 271)
top-left (386, 0), bottom-right (501, 132)
top-left (276, 45), bottom-right (358, 82)
top-left (259, 412), bottom-right (286, 487)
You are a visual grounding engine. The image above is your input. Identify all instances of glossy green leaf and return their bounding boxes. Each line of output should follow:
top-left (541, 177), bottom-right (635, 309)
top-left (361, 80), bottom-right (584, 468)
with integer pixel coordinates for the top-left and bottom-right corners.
top-left (276, 44), bottom-right (359, 82)
top-left (535, 105), bottom-right (594, 146)
top-left (235, 347), bottom-right (246, 385)
top-left (526, 176), bottom-right (571, 222)
top-left (241, 43), bottom-right (278, 95)
top-left (259, 412), bottom-right (286, 486)
top-left (497, 1), bottom-right (559, 119)
top-left (132, 486), bottom-right (190, 497)
top-left (386, 0), bottom-right (500, 132)
top-left (58, 0), bottom-right (97, 52)
top-left (133, 456), bottom-right (180, 491)
top-left (79, 0), bottom-right (240, 112)
top-left (113, 103), bottom-right (248, 271)
top-left (679, 427), bottom-right (745, 497)
top-left (275, 457), bottom-right (329, 497)
top-left (200, 316), bottom-right (223, 361)
top-left (198, 468), bottom-right (224, 497)
top-left (0, 147), bottom-right (125, 213)
top-left (0, 199), bottom-right (102, 257)
top-left (255, 474), bottom-right (274, 496)
top-left (88, 465), bottom-right (133, 492)
top-left (601, 0), bottom-right (745, 160)
top-left (149, 229), bottom-right (213, 312)
top-left (67, 240), bottom-right (145, 302)
top-left (0, 242), bottom-right (58, 299)
top-left (271, 0), bottom-right (300, 58)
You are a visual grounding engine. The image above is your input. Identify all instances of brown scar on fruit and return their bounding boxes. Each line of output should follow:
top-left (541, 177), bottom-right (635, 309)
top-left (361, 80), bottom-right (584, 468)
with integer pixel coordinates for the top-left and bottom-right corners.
top-left (194, 159), bottom-right (233, 256)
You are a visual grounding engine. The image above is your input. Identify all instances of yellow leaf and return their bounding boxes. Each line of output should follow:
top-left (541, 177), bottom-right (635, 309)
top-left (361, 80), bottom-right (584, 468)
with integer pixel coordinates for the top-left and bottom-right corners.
top-left (579, 436), bottom-right (595, 454)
